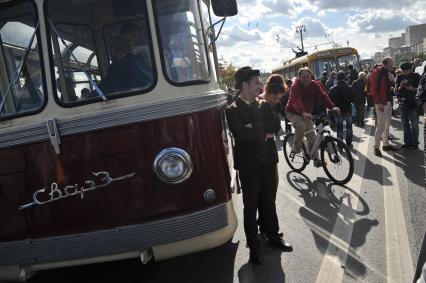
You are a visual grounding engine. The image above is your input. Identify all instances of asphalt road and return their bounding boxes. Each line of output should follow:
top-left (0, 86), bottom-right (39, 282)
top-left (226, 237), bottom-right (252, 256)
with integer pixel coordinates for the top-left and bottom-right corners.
top-left (30, 111), bottom-right (426, 283)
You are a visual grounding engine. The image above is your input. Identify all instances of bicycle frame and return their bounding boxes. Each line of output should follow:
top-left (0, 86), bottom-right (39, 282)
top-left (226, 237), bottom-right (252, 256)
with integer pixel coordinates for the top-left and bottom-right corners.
top-left (301, 120), bottom-right (331, 162)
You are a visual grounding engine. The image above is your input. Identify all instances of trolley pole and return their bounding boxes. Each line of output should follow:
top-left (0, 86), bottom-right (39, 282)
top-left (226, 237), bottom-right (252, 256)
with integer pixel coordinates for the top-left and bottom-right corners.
top-left (296, 25), bottom-right (306, 52)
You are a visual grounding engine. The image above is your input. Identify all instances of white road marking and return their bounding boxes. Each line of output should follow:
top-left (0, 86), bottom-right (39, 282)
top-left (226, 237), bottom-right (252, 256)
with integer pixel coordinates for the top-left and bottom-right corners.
top-left (315, 126), bottom-right (371, 283)
top-left (382, 152), bottom-right (414, 282)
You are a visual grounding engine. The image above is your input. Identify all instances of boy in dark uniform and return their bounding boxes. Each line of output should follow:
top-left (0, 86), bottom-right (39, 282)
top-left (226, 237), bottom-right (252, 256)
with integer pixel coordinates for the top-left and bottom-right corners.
top-left (226, 67), bottom-right (293, 265)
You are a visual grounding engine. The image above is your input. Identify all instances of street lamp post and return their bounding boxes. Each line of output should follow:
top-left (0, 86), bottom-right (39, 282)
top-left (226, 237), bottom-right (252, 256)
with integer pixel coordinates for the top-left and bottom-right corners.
top-left (296, 25), bottom-right (306, 52)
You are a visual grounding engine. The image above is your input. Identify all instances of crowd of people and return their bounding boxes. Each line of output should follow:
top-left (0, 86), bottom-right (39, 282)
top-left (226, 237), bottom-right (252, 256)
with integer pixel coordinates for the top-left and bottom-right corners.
top-left (225, 59), bottom-right (426, 281)
top-left (227, 57), bottom-right (426, 157)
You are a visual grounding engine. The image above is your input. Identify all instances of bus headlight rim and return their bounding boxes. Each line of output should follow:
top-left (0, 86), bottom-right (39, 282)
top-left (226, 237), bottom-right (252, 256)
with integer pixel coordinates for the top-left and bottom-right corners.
top-left (153, 147), bottom-right (193, 184)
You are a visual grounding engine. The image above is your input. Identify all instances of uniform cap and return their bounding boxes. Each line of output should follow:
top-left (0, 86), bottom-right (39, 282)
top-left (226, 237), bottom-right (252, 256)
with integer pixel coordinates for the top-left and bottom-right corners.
top-left (235, 66), bottom-right (260, 90)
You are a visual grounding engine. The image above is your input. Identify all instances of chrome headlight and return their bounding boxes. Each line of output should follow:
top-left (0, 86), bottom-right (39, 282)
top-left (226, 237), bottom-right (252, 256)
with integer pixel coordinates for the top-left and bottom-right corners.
top-left (153, 147), bottom-right (193, 184)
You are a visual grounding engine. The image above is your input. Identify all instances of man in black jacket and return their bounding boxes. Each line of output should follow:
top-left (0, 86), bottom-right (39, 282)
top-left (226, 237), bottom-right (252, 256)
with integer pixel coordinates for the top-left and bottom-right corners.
top-left (396, 62), bottom-right (421, 149)
top-left (329, 71), bottom-right (355, 147)
top-left (226, 66), bottom-right (293, 265)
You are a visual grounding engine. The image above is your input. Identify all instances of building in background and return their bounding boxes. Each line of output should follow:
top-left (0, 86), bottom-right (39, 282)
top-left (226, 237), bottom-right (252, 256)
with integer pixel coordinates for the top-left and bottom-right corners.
top-left (389, 37), bottom-right (403, 49)
top-left (374, 52), bottom-right (383, 63)
top-left (405, 24), bottom-right (426, 46)
top-left (372, 23), bottom-right (426, 63)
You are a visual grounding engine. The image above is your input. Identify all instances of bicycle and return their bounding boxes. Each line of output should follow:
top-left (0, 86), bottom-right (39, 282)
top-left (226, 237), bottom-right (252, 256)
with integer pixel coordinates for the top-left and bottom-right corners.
top-left (282, 114), bottom-right (354, 185)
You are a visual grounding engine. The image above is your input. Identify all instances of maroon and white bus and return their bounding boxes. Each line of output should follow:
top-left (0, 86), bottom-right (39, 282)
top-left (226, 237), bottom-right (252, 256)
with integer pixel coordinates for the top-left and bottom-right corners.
top-left (0, 0), bottom-right (238, 280)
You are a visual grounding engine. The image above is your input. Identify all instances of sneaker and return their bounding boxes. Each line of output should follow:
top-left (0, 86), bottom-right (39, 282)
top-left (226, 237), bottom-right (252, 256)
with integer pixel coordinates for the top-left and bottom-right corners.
top-left (400, 144), bottom-right (412, 149)
top-left (313, 158), bottom-right (322, 168)
top-left (382, 145), bottom-right (398, 151)
top-left (374, 148), bottom-right (382, 157)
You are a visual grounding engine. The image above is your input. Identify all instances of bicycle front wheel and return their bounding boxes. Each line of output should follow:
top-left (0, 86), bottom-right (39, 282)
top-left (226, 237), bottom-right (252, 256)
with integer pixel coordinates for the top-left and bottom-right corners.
top-left (320, 136), bottom-right (354, 185)
top-left (283, 133), bottom-right (307, 172)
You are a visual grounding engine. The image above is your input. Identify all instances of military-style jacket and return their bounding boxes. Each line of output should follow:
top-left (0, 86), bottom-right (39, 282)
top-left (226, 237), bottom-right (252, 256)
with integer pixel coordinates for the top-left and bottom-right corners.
top-left (226, 97), bottom-right (281, 171)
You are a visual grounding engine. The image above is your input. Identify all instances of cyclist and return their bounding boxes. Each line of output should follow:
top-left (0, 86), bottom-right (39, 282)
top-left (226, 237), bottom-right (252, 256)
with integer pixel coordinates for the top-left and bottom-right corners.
top-left (285, 67), bottom-right (340, 167)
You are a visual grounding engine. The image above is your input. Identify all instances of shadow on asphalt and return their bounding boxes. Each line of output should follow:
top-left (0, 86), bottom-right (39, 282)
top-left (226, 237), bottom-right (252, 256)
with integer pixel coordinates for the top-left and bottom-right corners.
top-left (286, 171), bottom-right (378, 278)
top-left (238, 247), bottom-right (285, 283)
top-left (29, 240), bottom-right (239, 283)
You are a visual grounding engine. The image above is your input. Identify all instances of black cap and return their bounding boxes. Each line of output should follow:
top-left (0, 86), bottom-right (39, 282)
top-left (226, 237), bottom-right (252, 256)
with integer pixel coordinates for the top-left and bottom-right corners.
top-left (234, 66), bottom-right (260, 90)
top-left (336, 70), bottom-right (345, 81)
top-left (400, 62), bottom-right (412, 71)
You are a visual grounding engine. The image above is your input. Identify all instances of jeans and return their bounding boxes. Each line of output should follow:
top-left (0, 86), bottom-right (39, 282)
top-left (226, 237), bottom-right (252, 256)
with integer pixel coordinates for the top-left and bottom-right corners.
top-left (400, 107), bottom-right (419, 146)
top-left (336, 114), bottom-right (353, 146)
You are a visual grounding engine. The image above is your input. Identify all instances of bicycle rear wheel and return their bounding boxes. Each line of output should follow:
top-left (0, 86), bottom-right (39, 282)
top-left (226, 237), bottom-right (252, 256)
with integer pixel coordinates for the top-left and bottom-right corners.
top-left (320, 136), bottom-right (354, 185)
top-left (283, 133), bottom-right (307, 172)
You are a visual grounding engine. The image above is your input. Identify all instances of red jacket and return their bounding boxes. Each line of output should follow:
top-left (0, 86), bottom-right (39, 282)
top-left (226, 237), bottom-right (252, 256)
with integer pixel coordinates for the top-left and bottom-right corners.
top-left (285, 79), bottom-right (335, 115)
top-left (370, 66), bottom-right (394, 105)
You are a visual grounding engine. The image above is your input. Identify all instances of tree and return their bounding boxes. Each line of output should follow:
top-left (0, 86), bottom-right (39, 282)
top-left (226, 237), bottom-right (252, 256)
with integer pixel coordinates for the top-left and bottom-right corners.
top-left (218, 57), bottom-right (237, 90)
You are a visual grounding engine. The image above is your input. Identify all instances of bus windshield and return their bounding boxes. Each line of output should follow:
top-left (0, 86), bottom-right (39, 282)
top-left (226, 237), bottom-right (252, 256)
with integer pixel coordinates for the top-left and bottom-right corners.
top-left (154, 0), bottom-right (210, 84)
top-left (311, 58), bottom-right (337, 79)
top-left (46, 0), bottom-right (155, 105)
top-left (337, 54), bottom-right (360, 71)
top-left (0, 2), bottom-right (44, 118)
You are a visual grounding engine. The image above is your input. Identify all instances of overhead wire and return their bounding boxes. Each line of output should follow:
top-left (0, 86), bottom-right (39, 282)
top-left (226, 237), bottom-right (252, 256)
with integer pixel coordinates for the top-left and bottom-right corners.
top-left (221, 33), bottom-right (290, 50)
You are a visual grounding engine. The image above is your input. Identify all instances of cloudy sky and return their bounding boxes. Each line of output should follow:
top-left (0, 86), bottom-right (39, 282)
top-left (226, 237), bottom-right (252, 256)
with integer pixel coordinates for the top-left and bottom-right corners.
top-left (213, 0), bottom-right (426, 72)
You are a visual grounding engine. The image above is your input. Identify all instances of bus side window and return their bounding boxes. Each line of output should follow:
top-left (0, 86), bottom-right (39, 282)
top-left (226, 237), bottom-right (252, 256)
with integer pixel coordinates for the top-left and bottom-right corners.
top-left (50, 24), bottom-right (99, 104)
top-left (48, 0), bottom-right (155, 104)
top-left (0, 10), bottom-right (44, 117)
top-left (102, 20), bottom-right (154, 94)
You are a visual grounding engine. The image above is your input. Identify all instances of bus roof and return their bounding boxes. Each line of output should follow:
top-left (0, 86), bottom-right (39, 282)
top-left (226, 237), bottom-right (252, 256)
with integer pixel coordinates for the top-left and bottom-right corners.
top-left (308, 47), bottom-right (358, 61)
top-left (271, 55), bottom-right (308, 73)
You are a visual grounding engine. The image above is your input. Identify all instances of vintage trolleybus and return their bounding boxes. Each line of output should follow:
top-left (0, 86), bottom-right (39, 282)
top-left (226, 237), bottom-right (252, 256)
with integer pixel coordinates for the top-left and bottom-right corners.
top-left (0, 0), bottom-right (239, 280)
top-left (272, 47), bottom-right (361, 80)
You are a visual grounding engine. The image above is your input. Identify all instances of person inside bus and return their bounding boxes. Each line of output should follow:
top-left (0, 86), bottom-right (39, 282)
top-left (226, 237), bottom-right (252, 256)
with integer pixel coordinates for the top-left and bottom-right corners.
top-left (100, 36), bottom-right (152, 94)
top-left (163, 37), bottom-right (192, 82)
top-left (285, 67), bottom-right (340, 167)
top-left (18, 59), bottom-right (43, 111)
top-left (226, 67), bottom-right (293, 265)
top-left (120, 22), bottom-right (151, 69)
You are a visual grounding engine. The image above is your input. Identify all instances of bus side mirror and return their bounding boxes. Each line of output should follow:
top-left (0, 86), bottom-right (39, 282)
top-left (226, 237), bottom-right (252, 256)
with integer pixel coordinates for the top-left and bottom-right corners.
top-left (211, 0), bottom-right (238, 17)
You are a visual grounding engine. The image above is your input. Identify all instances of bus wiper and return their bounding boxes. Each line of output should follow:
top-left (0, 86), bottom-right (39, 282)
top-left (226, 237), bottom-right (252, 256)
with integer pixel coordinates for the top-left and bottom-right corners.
top-left (47, 19), bottom-right (107, 102)
top-left (0, 23), bottom-right (39, 114)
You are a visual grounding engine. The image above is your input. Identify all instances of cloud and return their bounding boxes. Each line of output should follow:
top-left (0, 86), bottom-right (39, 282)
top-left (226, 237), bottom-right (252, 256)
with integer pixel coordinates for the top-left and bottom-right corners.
top-left (309, 0), bottom-right (416, 10)
top-left (217, 24), bottom-right (263, 47)
top-left (214, 0), bottom-right (425, 71)
top-left (291, 17), bottom-right (329, 38)
top-left (262, 0), bottom-right (294, 15)
top-left (348, 11), bottom-right (415, 33)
